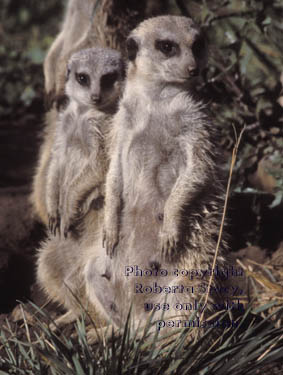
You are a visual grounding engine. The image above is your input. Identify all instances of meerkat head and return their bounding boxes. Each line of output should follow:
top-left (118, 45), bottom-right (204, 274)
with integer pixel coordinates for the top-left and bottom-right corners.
top-left (126, 16), bottom-right (206, 85)
top-left (65, 47), bottom-right (125, 112)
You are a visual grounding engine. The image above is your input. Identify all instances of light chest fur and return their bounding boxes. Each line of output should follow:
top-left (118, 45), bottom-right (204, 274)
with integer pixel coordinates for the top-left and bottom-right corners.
top-left (118, 91), bottom-right (194, 210)
top-left (56, 104), bottom-right (106, 158)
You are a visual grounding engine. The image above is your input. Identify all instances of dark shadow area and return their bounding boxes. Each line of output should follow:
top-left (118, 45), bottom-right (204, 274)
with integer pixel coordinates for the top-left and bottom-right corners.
top-left (227, 192), bottom-right (283, 252)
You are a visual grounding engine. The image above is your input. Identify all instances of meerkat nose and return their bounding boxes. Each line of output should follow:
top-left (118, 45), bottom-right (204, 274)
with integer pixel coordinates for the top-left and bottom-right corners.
top-left (91, 94), bottom-right (101, 104)
top-left (188, 67), bottom-right (199, 77)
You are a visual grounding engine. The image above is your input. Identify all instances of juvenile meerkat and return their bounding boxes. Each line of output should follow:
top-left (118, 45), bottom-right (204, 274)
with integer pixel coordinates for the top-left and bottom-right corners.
top-left (45, 47), bottom-right (124, 238)
top-left (37, 47), bottom-right (124, 327)
top-left (85, 16), bottom-right (230, 341)
top-left (31, 0), bottom-right (100, 225)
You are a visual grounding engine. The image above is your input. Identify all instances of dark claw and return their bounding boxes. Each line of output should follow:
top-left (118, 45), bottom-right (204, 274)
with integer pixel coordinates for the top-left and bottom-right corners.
top-left (48, 215), bottom-right (61, 236)
top-left (64, 226), bottom-right (69, 239)
top-left (103, 229), bottom-right (118, 258)
top-left (161, 238), bottom-right (176, 262)
top-left (106, 241), bottom-right (116, 259)
top-left (106, 241), bottom-right (110, 257)
top-left (48, 216), bottom-right (54, 234)
top-left (54, 218), bottom-right (61, 236)
top-left (108, 248), bottom-right (112, 259)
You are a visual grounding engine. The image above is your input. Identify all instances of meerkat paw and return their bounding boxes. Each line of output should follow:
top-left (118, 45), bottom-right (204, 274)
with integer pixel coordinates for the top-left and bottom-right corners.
top-left (48, 211), bottom-right (61, 236)
top-left (50, 311), bottom-right (78, 332)
top-left (86, 327), bottom-right (100, 345)
top-left (60, 213), bottom-right (74, 239)
top-left (102, 226), bottom-right (119, 258)
top-left (160, 220), bottom-right (179, 260)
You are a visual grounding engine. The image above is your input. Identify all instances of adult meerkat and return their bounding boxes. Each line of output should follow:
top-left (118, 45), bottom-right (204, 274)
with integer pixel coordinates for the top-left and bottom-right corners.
top-left (85, 16), bottom-right (230, 341)
top-left (37, 47), bottom-right (124, 327)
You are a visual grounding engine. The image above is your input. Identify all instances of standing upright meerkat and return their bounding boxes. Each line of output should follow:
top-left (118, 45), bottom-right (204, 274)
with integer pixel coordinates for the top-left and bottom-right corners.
top-left (85, 16), bottom-right (230, 341)
top-left (45, 47), bottom-right (124, 238)
top-left (31, 0), bottom-right (101, 226)
top-left (37, 47), bottom-right (124, 327)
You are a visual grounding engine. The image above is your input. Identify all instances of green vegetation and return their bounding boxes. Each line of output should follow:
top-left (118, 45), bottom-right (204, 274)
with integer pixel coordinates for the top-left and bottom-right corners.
top-left (190, 0), bottom-right (283, 207)
top-left (1, 302), bottom-right (283, 374)
top-left (0, 0), bottom-right (64, 117)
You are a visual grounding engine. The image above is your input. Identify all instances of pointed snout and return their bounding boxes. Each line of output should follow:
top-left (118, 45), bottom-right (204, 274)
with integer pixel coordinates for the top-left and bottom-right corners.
top-left (91, 94), bottom-right (101, 104)
top-left (182, 49), bottom-right (200, 78)
top-left (187, 66), bottom-right (199, 77)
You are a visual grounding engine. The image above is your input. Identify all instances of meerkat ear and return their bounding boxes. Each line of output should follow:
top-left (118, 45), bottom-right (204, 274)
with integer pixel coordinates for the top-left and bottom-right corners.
top-left (126, 37), bottom-right (139, 61)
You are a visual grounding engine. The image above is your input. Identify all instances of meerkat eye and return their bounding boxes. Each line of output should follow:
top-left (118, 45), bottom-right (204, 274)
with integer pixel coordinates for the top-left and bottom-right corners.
top-left (155, 39), bottom-right (179, 57)
top-left (192, 36), bottom-right (206, 60)
top-left (66, 67), bottom-right (71, 81)
top-left (75, 72), bottom-right (90, 86)
top-left (101, 72), bottom-right (119, 90)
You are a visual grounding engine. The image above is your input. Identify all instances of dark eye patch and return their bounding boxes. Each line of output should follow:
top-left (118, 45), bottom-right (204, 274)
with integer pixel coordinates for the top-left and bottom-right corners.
top-left (75, 72), bottom-right (90, 87)
top-left (192, 36), bottom-right (206, 60)
top-left (126, 37), bottom-right (139, 61)
top-left (155, 39), bottom-right (179, 57)
top-left (100, 72), bottom-right (118, 90)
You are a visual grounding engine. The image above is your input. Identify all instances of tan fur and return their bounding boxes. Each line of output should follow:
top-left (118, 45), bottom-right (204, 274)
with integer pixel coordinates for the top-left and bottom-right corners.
top-left (37, 210), bottom-right (108, 329)
top-left (84, 16), bottom-right (231, 342)
top-left (31, 109), bottom-right (57, 224)
top-left (44, 0), bottom-right (168, 104)
top-left (44, 0), bottom-right (98, 100)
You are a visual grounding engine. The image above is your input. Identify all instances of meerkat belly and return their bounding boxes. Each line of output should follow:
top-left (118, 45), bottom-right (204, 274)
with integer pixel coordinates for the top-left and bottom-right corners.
top-left (122, 124), bottom-right (183, 213)
top-left (117, 120), bottom-right (185, 265)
